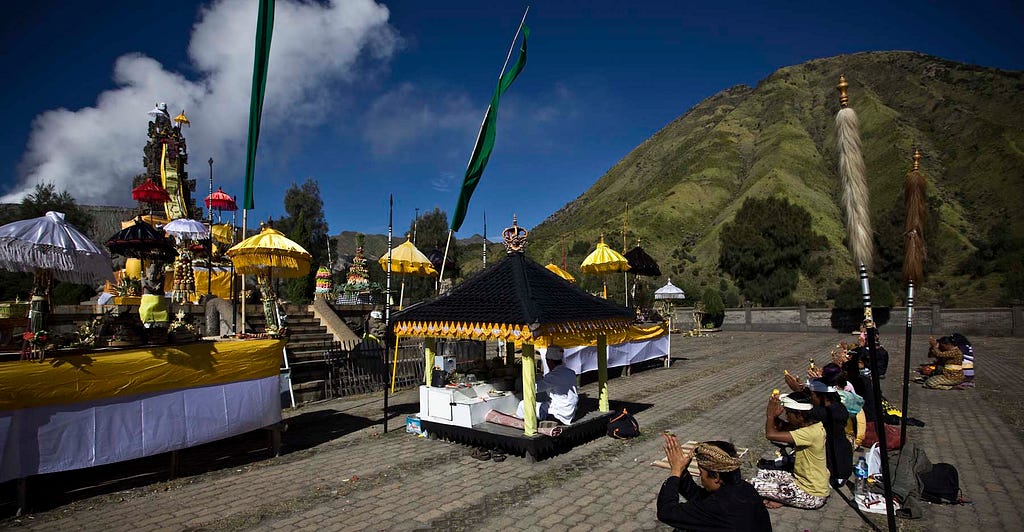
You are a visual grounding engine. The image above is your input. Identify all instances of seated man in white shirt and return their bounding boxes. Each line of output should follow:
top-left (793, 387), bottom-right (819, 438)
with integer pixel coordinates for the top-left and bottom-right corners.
top-left (516, 345), bottom-right (578, 425)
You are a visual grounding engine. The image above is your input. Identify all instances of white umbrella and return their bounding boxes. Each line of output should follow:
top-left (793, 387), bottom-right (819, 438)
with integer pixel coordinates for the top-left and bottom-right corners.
top-left (654, 279), bottom-right (686, 356)
top-left (654, 279), bottom-right (686, 300)
top-left (0, 211), bottom-right (114, 285)
top-left (163, 218), bottom-right (210, 242)
top-left (0, 211), bottom-right (114, 339)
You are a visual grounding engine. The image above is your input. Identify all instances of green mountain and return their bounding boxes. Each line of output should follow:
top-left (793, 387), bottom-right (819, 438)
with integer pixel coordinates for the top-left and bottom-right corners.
top-left (525, 51), bottom-right (1024, 306)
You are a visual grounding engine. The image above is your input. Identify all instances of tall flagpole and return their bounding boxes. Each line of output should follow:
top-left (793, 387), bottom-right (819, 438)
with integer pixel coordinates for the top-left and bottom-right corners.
top-left (623, 202), bottom-right (629, 308)
top-left (383, 194), bottom-right (393, 434)
top-left (482, 211), bottom-right (488, 268)
top-left (439, 6), bottom-right (530, 290)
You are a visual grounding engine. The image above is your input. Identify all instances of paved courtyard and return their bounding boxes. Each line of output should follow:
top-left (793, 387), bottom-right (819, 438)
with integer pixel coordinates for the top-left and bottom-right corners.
top-left (3, 331), bottom-right (1023, 531)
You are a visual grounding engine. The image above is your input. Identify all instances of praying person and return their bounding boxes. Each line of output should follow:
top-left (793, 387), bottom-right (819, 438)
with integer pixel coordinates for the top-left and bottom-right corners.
top-left (516, 345), bottom-right (578, 425)
top-left (657, 435), bottom-right (772, 531)
top-left (753, 392), bottom-right (830, 509)
top-left (923, 336), bottom-right (964, 390)
top-left (785, 364), bottom-right (853, 485)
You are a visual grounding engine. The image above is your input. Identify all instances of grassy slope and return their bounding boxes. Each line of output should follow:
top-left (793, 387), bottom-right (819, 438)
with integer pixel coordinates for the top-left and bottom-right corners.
top-left (527, 51), bottom-right (1024, 306)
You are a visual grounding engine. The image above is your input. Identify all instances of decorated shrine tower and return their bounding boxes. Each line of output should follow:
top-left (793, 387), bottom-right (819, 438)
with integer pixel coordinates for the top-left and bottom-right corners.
top-left (139, 103), bottom-right (199, 221)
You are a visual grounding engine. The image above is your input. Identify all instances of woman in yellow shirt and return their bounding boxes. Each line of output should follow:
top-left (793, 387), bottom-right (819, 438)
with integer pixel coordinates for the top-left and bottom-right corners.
top-left (753, 391), bottom-right (830, 509)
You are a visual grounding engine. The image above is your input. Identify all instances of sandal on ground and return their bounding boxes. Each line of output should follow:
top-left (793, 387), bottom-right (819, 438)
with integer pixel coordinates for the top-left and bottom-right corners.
top-left (471, 448), bottom-right (491, 461)
top-left (492, 451), bottom-right (507, 462)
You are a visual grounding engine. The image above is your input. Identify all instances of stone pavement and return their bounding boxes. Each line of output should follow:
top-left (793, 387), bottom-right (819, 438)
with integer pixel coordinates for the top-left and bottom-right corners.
top-left (3, 332), bottom-right (1023, 531)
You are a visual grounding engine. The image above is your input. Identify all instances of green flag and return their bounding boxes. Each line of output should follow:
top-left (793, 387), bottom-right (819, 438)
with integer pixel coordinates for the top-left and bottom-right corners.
top-left (242, 0), bottom-right (275, 210)
top-left (450, 24), bottom-right (530, 233)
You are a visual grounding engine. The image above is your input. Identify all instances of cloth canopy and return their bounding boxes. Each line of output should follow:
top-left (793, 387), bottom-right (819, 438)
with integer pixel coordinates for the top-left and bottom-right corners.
top-left (105, 217), bottom-right (176, 260)
top-left (131, 178), bottom-right (171, 204)
top-left (205, 187), bottom-right (237, 211)
top-left (225, 226), bottom-right (311, 278)
top-left (379, 239), bottom-right (438, 276)
top-left (624, 245), bottom-right (661, 276)
top-left (544, 263), bottom-right (576, 283)
top-left (163, 218), bottom-right (210, 241)
top-left (210, 224), bottom-right (235, 245)
top-left (0, 211), bottom-right (114, 285)
top-left (655, 279), bottom-right (686, 300)
top-left (426, 248), bottom-right (458, 276)
top-left (581, 238), bottom-right (631, 275)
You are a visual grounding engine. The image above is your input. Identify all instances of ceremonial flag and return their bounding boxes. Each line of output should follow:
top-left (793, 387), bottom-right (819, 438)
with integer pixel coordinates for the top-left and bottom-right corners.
top-left (242, 0), bottom-right (275, 210)
top-left (449, 22), bottom-right (530, 232)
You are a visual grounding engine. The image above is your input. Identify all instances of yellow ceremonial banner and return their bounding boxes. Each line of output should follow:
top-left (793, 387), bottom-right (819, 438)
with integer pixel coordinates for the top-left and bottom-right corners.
top-left (0, 339), bottom-right (283, 411)
top-left (192, 269), bottom-right (235, 299)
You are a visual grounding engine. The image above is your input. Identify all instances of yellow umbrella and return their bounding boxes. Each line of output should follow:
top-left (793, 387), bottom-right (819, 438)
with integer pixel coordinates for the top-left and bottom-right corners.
top-left (226, 226), bottom-right (312, 334)
top-left (378, 238), bottom-right (437, 309)
top-left (581, 235), bottom-right (631, 299)
top-left (378, 239), bottom-right (438, 276)
top-left (545, 263), bottom-right (576, 283)
top-left (210, 223), bottom-right (235, 245)
top-left (226, 226), bottom-right (311, 278)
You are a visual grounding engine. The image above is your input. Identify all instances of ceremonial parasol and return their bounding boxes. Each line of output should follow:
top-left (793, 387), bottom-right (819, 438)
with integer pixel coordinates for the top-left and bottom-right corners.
top-left (654, 279), bottom-right (686, 353)
top-left (624, 240), bottom-right (661, 308)
top-left (132, 178), bottom-right (171, 218)
top-left (544, 263), bottom-right (576, 283)
top-left (105, 217), bottom-right (176, 261)
top-left (378, 238), bottom-right (437, 309)
top-left (205, 187), bottom-right (238, 212)
top-left (163, 218), bottom-right (210, 242)
top-left (226, 225), bottom-right (312, 333)
top-left (210, 224), bottom-right (236, 245)
top-left (426, 248), bottom-right (458, 278)
top-left (581, 235), bottom-right (631, 300)
top-left (0, 211), bottom-right (114, 336)
top-left (132, 178), bottom-right (171, 204)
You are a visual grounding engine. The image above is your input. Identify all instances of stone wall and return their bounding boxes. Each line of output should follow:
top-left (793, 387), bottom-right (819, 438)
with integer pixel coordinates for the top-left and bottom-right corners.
top-left (671, 305), bottom-right (1024, 337)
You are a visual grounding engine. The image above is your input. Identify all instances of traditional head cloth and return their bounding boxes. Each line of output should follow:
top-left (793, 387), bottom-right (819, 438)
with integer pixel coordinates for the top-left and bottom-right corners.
top-left (807, 379), bottom-right (838, 393)
top-left (780, 393), bottom-right (813, 411)
top-left (545, 345), bottom-right (564, 361)
top-left (694, 442), bottom-right (742, 472)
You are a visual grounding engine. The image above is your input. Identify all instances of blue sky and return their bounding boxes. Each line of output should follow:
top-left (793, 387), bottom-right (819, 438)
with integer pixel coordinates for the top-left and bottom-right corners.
top-left (2, 0), bottom-right (1022, 239)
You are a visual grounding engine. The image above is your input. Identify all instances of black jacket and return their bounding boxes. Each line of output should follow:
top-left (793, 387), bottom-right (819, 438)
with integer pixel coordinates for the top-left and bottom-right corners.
top-left (657, 473), bottom-right (772, 531)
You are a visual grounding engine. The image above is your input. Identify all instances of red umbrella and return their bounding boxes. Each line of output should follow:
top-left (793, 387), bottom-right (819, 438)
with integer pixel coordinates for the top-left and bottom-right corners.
top-left (205, 187), bottom-right (237, 211)
top-left (132, 178), bottom-right (171, 204)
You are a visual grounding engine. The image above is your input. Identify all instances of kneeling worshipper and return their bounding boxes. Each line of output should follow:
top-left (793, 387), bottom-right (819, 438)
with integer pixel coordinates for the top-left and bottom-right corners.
top-left (657, 435), bottom-right (772, 531)
top-left (753, 392), bottom-right (830, 510)
top-left (786, 365), bottom-right (853, 486)
top-left (516, 345), bottom-right (578, 425)
top-left (923, 336), bottom-right (964, 390)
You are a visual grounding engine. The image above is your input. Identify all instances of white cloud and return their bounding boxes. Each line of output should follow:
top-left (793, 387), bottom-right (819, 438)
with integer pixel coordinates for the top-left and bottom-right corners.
top-left (362, 82), bottom-right (477, 156)
top-left (4, 0), bottom-right (399, 205)
top-left (430, 172), bottom-right (457, 192)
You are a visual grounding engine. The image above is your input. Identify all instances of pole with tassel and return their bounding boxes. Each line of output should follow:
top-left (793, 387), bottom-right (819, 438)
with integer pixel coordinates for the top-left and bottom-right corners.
top-left (836, 75), bottom-right (896, 532)
top-left (383, 193), bottom-right (393, 434)
top-left (901, 148), bottom-right (927, 445)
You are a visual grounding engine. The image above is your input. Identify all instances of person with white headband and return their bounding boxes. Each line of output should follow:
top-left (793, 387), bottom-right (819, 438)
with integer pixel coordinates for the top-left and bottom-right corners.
top-left (754, 391), bottom-right (830, 509)
top-left (786, 363), bottom-right (854, 487)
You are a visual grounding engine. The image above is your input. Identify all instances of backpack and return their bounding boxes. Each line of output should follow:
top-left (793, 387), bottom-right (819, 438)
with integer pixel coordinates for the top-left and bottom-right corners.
top-left (606, 409), bottom-right (640, 439)
top-left (920, 463), bottom-right (961, 504)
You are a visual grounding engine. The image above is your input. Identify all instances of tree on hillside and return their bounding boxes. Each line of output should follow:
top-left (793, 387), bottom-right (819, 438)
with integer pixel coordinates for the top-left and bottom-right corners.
top-left (276, 179), bottom-right (333, 304)
top-left (718, 197), bottom-right (827, 306)
top-left (0, 183), bottom-right (97, 303)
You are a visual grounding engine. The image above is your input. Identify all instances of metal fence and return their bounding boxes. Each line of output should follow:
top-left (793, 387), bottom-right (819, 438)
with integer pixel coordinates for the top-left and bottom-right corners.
top-left (321, 338), bottom-right (425, 399)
